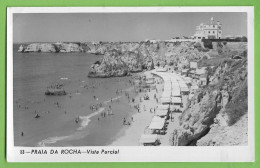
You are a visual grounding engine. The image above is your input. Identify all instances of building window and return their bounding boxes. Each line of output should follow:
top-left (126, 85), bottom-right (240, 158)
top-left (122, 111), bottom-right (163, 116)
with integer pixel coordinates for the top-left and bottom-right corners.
top-left (208, 31), bottom-right (210, 34)
top-left (213, 31), bottom-right (215, 34)
top-left (219, 31), bottom-right (221, 34)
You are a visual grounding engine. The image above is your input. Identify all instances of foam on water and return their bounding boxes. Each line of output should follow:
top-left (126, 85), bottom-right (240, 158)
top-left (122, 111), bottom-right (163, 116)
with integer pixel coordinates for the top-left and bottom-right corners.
top-left (103, 96), bottom-right (122, 105)
top-left (37, 95), bottom-right (123, 147)
top-left (77, 107), bottom-right (105, 131)
top-left (38, 132), bottom-right (87, 147)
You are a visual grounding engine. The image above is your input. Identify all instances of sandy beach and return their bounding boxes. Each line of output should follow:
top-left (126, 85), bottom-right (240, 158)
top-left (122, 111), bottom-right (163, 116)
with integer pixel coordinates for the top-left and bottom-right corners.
top-left (110, 69), bottom-right (191, 146)
top-left (110, 71), bottom-right (164, 146)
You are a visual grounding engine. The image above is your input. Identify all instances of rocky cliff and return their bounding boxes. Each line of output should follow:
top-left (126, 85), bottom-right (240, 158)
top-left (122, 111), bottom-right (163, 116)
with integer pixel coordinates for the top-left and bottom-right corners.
top-left (18, 41), bottom-right (209, 77)
top-left (88, 41), bottom-right (208, 77)
top-left (173, 55), bottom-right (248, 146)
top-left (19, 42), bottom-right (85, 53)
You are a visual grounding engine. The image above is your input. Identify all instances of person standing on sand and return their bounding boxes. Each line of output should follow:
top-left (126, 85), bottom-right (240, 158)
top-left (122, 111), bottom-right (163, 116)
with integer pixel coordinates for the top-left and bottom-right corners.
top-left (132, 116), bottom-right (134, 122)
top-left (123, 118), bottom-right (126, 125)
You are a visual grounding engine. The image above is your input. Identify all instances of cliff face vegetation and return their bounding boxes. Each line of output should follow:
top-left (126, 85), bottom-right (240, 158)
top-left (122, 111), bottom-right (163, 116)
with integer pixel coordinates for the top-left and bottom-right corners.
top-left (173, 42), bottom-right (248, 146)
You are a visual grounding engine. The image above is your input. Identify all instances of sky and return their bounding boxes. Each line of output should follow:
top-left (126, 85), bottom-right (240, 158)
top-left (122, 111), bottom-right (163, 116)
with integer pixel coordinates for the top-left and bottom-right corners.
top-left (13, 12), bottom-right (247, 43)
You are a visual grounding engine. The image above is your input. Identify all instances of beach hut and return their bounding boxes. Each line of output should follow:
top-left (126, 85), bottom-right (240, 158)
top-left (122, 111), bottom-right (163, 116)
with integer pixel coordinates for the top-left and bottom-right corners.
top-left (180, 87), bottom-right (189, 92)
top-left (161, 93), bottom-right (171, 99)
top-left (164, 85), bottom-right (172, 90)
top-left (180, 87), bottom-right (189, 95)
top-left (148, 120), bottom-right (166, 134)
top-left (149, 121), bottom-right (165, 130)
top-left (157, 104), bottom-right (170, 111)
top-left (152, 116), bottom-right (166, 122)
top-left (171, 83), bottom-right (180, 88)
top-left (170, 105), bottom-right (182, 112)
top-left (171, 97), bottom-right (182, 106)
top-left (155, 109), bottom-right (169, 117)
top-left (160, 97), bottom-right (171, 104)
top-left (171, 80), bottom-right (179, 85)
top-left (164, 78), bottom-right (171, 82)
top-left (146, 78), bottom-right (155, 84)
top-left (139, 134), bottom-right (161, 146)
top-left (171, 89), bottom-right (181, 97)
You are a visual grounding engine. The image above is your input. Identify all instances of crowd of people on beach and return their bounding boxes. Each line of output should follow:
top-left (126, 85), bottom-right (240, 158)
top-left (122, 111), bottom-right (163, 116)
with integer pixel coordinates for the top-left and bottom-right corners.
top-left (17, 73), bottom-right (161, 141)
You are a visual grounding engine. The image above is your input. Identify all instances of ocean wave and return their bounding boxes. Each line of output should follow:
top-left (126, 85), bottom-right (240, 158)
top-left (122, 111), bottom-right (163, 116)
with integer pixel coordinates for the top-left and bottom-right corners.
top-left (38, 107), bottom-right (105, 147)
top-left (77, 107), bottom-right (105, 131)
top-left (37, 95), bottom-right (123, 147)
top-left (103, 96), bottom-right (122, 105)
top-left (37, 132), bottom-right (87, 147)
top-left (38, 135), bottom-right (70, 147)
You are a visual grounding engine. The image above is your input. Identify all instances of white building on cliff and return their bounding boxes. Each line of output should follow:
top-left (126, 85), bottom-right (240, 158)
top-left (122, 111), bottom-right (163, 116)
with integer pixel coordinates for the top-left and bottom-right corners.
top-left (192, 17), bottom-right (222, 40)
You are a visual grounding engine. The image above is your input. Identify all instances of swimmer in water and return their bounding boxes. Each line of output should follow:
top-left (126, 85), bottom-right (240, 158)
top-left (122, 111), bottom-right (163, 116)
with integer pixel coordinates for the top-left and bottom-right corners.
top-left (35, 114), bottom-right (40, 118)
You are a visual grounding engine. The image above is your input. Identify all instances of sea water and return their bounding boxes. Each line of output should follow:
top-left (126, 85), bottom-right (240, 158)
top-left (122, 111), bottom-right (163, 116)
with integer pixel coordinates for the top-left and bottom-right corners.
top-left (13, 44), bottom-right (137, 146)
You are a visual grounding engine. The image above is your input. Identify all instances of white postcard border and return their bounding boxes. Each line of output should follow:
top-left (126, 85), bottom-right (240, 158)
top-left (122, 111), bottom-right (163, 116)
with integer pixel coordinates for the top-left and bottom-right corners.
top-left (7, 7), bottom-right (255, 162)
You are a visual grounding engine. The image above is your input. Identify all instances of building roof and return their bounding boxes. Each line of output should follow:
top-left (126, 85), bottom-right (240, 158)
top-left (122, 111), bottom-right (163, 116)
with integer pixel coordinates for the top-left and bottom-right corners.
top-left (160, 97), bottom-right (171, 104)
top-left (139, 134), bottom-right (159, 143)
top-left (172, 89), bottom-right (181, 96)
top-left (157, 104), bottom-right (170, 110)
top-left (161, 92), bottom-right (171, 98)
top-left (180, 87), bottom-right (189, 92)
top-left (149, 120), bottom-right (165, 130)
top-left (171, 97), bottom-right (182, 104)
top-left (155, 109), bottom-right (169, 116)
top-left (170, 105), bottom-right (181, 111)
